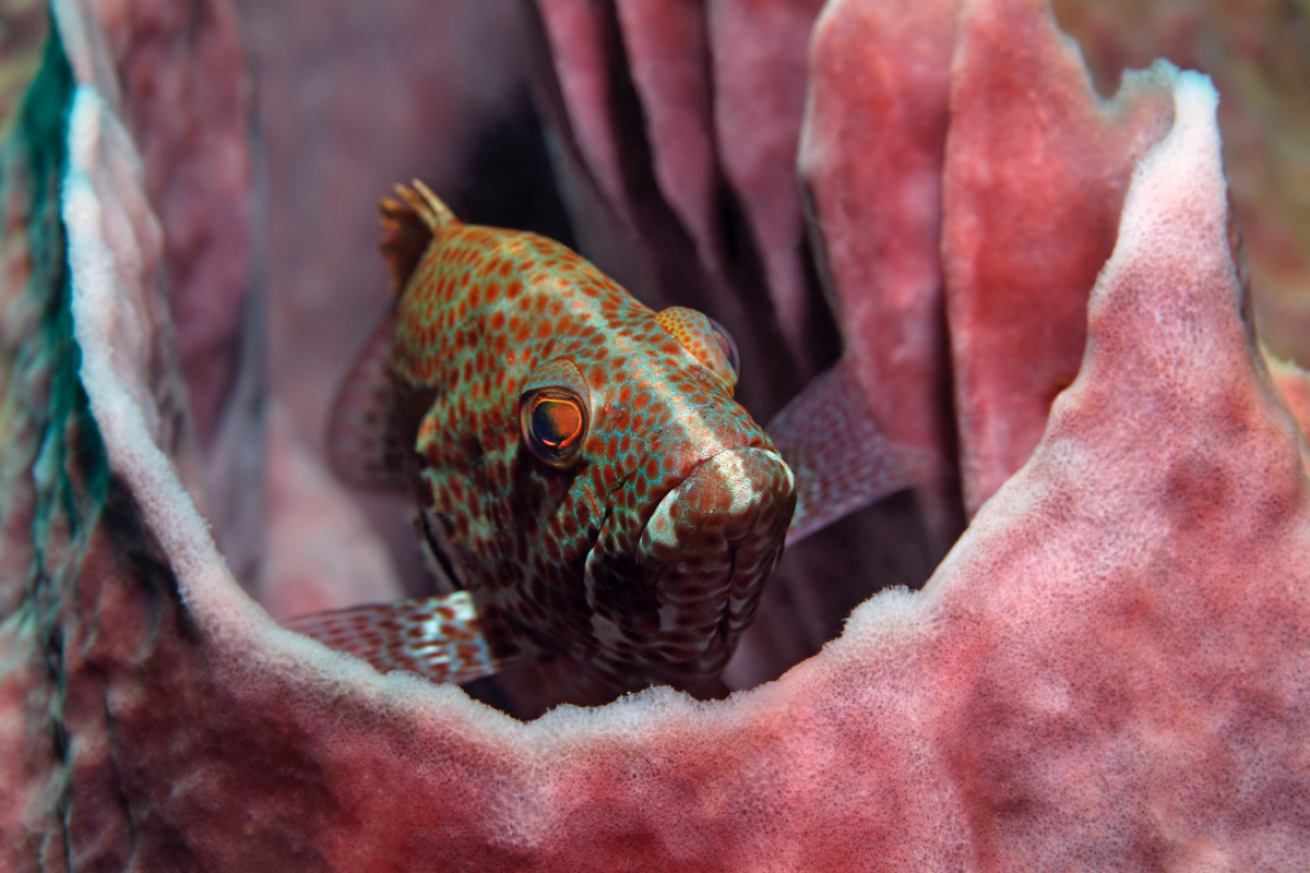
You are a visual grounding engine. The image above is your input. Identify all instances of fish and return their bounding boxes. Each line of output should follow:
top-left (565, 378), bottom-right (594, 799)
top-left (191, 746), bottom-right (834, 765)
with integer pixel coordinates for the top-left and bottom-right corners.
top-left (286, 182), bottom-right (799, 701)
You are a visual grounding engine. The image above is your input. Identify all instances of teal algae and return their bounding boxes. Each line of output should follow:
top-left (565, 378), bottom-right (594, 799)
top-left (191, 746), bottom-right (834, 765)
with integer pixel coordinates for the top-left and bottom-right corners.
top-left (0, 25), bottom-right (110, 868)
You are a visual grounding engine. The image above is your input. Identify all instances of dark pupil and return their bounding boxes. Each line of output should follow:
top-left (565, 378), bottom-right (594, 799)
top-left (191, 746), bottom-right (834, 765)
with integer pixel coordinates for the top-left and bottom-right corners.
top-left (532, 398), bottom-right (582, 449)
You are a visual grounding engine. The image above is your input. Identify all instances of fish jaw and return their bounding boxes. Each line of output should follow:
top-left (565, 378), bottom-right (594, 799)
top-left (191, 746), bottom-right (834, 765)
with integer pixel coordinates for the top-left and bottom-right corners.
top-left (584, 446), bottom-right (796, 692)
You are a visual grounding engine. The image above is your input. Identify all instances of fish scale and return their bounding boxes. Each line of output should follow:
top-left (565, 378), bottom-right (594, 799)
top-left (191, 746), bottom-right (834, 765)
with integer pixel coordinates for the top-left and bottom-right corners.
top-left (288, 182), bottom-right (797, 702)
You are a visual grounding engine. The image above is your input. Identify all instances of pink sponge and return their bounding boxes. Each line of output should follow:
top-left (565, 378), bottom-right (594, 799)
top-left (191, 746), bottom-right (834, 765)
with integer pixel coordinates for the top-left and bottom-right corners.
top-left (38, 49), bottom-right (1310, 873)
top-left (942, 0), bottom-right (1176, 517)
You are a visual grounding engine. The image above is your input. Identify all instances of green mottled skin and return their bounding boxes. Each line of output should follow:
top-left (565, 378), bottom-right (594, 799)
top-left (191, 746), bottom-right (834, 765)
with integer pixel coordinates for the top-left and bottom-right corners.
top-left (349, 188), bottom-right (796, 699)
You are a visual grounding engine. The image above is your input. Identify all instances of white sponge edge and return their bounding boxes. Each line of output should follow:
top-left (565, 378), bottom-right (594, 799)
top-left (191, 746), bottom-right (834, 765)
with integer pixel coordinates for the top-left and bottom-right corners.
top-left (64, 87), bottom-right (272, 644)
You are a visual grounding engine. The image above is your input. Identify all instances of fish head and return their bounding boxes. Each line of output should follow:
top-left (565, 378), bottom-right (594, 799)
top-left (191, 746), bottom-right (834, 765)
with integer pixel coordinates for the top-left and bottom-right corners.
top-left (516, 302), bottom-right (797, 691)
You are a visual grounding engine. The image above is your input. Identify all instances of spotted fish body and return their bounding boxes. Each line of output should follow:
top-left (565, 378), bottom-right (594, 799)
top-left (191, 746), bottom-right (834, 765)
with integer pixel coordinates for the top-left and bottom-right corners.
top-left (289, 183), bottom-right (796, 700)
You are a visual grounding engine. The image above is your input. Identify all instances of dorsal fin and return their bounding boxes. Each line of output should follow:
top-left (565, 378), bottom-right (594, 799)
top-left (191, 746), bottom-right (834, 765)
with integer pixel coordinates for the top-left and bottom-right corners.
top-left (379, 180), bottom-right (459, 296)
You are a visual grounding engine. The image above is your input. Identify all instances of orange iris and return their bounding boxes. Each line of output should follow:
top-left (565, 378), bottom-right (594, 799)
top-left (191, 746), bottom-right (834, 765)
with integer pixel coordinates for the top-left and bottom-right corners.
top-left (531, 397), bottom-right (584, 449)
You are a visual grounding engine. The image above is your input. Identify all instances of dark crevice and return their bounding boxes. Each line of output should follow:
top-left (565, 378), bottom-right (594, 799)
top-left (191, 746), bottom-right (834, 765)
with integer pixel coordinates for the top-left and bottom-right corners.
top-left (101, 475), bottom-right (190, 648)
top-left (447, 86), bottom-right (577, 249)
top-left (598, 0), bottom-right (721, 314)
top-left (797, 193), bottom-right (844, 376)
top-left (101, 697), bottom-right (142, 863)
top-left (710, 178), bottom-right (810, 422)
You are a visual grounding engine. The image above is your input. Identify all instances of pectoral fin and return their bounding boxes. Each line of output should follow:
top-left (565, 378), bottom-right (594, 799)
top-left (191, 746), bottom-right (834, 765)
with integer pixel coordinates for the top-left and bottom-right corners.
top-left (768, 358), bottom-right (928, 545)
top-left (325, 310), bottom-right (412, 492)
top-left (285, 591), bottom-right (518, 685)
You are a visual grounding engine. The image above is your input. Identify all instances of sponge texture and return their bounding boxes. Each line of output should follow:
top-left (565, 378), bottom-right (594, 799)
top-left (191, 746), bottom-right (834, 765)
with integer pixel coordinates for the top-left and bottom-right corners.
top-left (41, 39), bottom-right (1310, 873)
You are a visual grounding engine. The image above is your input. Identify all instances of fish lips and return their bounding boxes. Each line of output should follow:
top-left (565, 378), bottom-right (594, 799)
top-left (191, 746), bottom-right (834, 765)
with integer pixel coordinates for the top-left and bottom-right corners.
top-left (586, 446), bottom-right (797, 682)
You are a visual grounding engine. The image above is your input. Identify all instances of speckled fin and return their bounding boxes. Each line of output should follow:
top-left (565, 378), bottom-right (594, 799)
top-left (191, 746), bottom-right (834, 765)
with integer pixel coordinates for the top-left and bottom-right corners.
top-left (379, 180), bottom-right (457, 296)
top-left (325, 309), bottom-right (409, 492)
top-left (284, 591), bottom-right (512, 685)
top-left (768, 359), bottom-right (926, 545)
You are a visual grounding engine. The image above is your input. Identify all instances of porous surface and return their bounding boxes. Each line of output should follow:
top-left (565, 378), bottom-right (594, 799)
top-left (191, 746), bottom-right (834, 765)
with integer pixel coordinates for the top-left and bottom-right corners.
top-left (799, 0), bottom-right (963, 546)
top-left (1054, 0), bottom-right (1310, 368)
top-left (941, 0), bottom-right (1175, 515)
top-left (5, 2), bottom-right (1310, 869)
top-left (86, 0), bottom-right (252, 447)
top-left (15, 24), bottom-right (1310, 871)
top-left (612, 0), bottom-right (721, 279)
top-left (708, 0), bottom-right (826, 358)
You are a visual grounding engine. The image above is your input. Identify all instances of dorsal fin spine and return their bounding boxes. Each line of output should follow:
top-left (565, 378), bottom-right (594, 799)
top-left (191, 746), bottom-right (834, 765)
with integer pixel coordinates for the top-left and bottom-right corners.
top-left (378, 180), bottom-right (460, 297)
top-left (404, 179), bottom-right (457, 231)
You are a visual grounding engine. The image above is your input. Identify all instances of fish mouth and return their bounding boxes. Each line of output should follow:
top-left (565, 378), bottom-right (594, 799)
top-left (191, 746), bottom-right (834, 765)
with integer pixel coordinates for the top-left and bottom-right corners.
top-left (585, 446), bottom-right (796, 688)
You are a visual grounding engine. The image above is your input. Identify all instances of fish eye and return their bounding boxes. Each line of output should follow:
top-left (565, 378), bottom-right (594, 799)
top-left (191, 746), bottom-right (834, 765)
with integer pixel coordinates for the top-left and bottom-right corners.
top-left (707, 317), bottom-right (740, 376)
top-left (654, 307), bottom-right (739, 389)
top-left (520, 388), bottom-right (588, 466)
